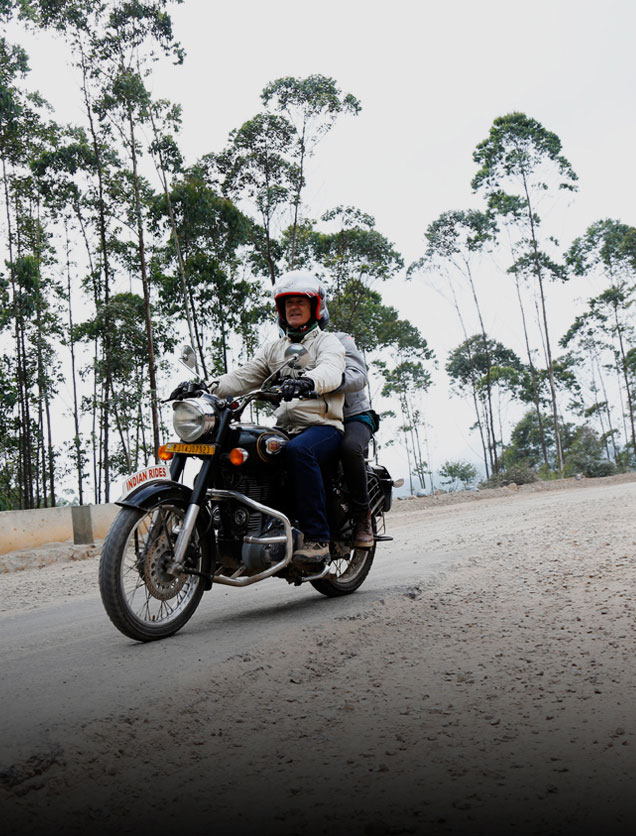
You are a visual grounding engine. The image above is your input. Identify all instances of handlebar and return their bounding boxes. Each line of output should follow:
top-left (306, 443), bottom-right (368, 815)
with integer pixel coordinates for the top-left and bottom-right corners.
top-left (226, 386), bottom-right (319, 419)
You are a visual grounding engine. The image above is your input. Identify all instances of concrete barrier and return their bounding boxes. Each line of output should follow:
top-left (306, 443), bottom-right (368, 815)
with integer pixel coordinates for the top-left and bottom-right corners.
top-left (0, 504), bottom-right (119, 555)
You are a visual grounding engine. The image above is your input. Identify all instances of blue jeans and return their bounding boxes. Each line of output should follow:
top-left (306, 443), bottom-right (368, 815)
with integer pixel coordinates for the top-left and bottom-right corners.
top-left (285, 425), bottom-right (342, 542)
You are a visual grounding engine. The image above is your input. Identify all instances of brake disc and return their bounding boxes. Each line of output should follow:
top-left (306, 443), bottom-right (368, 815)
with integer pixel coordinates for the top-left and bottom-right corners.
top-left (143, 539), bottom-right (187, 600)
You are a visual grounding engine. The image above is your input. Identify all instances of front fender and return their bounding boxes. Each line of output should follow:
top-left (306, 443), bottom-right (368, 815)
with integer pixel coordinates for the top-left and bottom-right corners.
top-left (117, 480), bottom-right (214, 590)
top-left (116, 479), bottom-right (194, 511)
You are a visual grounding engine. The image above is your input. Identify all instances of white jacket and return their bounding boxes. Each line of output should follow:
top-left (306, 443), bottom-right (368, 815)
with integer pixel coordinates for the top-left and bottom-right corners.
top-left (214, 328), bottom-right (346, 434)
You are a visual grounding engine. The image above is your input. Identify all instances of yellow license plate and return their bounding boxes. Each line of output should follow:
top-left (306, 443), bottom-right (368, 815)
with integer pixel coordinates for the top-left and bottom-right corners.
top-left (165, 442), bottom-right (216, 456)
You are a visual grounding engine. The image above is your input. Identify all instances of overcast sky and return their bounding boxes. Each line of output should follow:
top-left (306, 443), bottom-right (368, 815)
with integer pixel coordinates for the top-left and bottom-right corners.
top-left (10, 0), bottom-right (636, 486)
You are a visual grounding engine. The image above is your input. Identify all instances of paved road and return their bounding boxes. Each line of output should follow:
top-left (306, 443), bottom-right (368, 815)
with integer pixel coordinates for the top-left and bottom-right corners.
top-left (0, 515), bottom-right (463, 766)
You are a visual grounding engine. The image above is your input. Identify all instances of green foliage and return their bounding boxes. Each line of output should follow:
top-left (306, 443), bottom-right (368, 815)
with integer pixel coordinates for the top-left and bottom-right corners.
top-left (439, 459), bottom-right (478, 490)
top-left (566, 218), bottom-right (636, 278)
top-left (503, 409), bottom-right (555, 470)
top-left (480, 462), bottom-right (538, 488)
top-left (420, 208), bottom-right (497, 263)
top-left (216, 112), bottom-right (299, 282)
top-left (502, 409), bottom-right (616, 479)
top-left (562, 425), bottom-right (616, 478)
top-left (261, 74), bottom-right (361, 123)
top-left (472, 112), bottom-right (578, 195)
top-left (150, 164), bottom-right (266, 374)
top-left (306, 204), bottom-right (404, 288)
top-left (446, 334), bottom-right (523, 394)
top-left (284, 205), bottom-right (429, 362)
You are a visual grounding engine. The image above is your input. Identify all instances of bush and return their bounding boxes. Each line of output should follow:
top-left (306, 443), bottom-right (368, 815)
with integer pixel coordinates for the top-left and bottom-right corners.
top-left (586, 459), bottom-right (617, 478)
top-left (479, 462), bottom-right (538, 488)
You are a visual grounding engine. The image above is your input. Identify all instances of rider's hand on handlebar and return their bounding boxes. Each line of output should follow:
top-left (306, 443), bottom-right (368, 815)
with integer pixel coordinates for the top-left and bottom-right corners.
top-left (168, 380), bottom-right (210, 401)
top-left (280, 376), bottom-right (315, 402)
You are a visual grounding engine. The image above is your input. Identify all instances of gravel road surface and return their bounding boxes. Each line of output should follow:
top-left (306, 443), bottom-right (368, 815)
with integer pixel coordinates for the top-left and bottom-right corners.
top-left (2, 474), bottom-right (635, 836)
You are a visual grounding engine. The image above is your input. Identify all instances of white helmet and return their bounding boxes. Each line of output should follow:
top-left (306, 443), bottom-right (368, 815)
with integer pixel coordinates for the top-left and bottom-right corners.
top-left (273, 270), bottom-right (330, 331)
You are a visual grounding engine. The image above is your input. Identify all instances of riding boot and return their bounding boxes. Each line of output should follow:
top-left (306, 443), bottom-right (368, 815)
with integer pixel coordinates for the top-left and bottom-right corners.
top-left (353, 511), bottom-right (374, 549)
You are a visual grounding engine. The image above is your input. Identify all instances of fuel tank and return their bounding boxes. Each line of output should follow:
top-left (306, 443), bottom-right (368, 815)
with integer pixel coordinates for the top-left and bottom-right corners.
top-left (226, 424), bottom-right (290, 472)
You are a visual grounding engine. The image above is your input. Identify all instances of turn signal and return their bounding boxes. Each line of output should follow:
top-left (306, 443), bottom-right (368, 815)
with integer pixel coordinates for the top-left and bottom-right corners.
top-left (229, 447), bottom-right (248, 466)
top-left (158, 445), bottom-right (173, 461)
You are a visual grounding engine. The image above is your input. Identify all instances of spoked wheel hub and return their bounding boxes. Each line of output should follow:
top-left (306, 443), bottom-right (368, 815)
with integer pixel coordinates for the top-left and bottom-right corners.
top-left (144, 541), bottom-right (187, 601)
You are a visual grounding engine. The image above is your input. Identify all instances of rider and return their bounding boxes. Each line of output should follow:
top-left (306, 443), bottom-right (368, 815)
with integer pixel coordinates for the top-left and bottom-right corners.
top-left (212, 270), bottom-right (346, 567)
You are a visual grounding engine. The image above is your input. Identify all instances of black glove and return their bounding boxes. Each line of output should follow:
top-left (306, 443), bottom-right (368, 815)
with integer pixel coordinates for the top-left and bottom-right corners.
top-left (280, 376), bottom-right (315, 402)
top-left (168, 380), bottom-right (209, 401)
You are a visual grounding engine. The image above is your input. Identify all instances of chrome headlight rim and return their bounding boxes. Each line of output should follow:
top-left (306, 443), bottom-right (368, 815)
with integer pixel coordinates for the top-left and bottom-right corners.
top-left (172, 397), bottom-right (217, 442)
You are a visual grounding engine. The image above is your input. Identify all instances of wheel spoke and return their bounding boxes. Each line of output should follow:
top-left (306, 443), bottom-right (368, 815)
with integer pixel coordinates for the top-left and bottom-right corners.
top-left (119, 505), bottom-right (201, 627)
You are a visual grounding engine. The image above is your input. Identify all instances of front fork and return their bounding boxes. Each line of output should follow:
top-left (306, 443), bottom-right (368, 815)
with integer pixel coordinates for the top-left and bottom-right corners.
top-left (167, 457), bottom-right (214, 575)
top-left (164, 406), bottom-right (235, 575)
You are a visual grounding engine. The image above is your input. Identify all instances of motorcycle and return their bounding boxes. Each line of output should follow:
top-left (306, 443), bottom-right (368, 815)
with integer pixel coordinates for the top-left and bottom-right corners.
top-left (99, 344), bottom-right (402, 642)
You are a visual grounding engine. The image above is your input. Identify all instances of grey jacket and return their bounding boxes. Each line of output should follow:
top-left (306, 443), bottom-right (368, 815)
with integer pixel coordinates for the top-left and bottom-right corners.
top-left (214, 327), bottom-right (345, 433)
top-left (335, 332), bottom-right (371, 418)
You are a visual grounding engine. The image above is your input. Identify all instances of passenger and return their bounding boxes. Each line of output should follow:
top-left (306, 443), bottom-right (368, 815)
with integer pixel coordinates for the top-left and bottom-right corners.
top-left (335, 332), bottom-right (379, 549)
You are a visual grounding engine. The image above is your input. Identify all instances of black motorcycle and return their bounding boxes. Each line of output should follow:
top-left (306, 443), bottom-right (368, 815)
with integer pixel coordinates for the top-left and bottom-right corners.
top-left (99, 345), bottom-right (401, 642)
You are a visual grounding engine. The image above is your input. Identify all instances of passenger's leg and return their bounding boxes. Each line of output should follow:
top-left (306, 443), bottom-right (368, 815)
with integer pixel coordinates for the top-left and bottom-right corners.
top-left (340, 421), bottom-right (374, 548)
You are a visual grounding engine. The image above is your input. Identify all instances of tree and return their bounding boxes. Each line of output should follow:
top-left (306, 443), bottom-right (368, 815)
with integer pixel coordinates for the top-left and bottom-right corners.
top-left (446, 334), bottom-right (523, 473)
top-left (217, 76), bottom-right (361, 282)
top-left (287, 206), bottom-right (427, 355)
top-left (150, 163), bottom-right (266, 376)
top-left (261, 74), bottom-right (361, 265)
top-left (90, 1), bottom-right (184, 463)
top-left (439, 460), bottom-right (478, 491)
top-left (29, 0), bottom-right (186, 499)
top-left (0, 31), bottom-right (64, 508)
top-left (409, 209), bottom-right (500, 473)
top-left (472, 113), bottom-right (578, 472)
top-left (379, 360), bottom-right (433, 492)
top-left (562, 425), bottom-right (616, 478)
top-left (216, 112), bottom-right (298, 284)
top-left (504, 409), bottom-right (556, 470)
top-left (565, 219), bottom-right (636, 455)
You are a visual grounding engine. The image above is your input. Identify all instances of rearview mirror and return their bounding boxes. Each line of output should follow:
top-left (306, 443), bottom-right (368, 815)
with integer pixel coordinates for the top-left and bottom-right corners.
top-left (179, 345), bottom-right (200, 378)
top-left (284, 344), bottom-right (308, 367)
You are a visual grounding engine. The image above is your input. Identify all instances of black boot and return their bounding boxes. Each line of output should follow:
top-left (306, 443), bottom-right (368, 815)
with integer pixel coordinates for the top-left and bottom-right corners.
top-left (353, 511), bottom-right (373, 549)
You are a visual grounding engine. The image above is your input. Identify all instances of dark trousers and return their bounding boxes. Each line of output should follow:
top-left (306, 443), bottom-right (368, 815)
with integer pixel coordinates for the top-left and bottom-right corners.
top-left (285, 425), bottom-right (343, 542)
top-left (341, 420), bottom-right (373, 517)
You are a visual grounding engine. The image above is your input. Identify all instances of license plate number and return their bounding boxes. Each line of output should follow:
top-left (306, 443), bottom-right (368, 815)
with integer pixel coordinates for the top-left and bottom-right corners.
top-left (164, 443), bottom-right (216, 456)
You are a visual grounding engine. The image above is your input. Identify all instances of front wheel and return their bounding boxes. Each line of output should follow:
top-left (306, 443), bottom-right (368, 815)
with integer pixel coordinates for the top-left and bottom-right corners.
top-left (310, 543), bottom-right (375, 597)
top-left (99, 504), bottom-right (206, 642)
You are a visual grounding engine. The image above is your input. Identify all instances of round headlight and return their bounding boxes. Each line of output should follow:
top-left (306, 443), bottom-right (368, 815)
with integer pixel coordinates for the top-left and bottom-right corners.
top-left (172, 398), bottom-right (217, 442)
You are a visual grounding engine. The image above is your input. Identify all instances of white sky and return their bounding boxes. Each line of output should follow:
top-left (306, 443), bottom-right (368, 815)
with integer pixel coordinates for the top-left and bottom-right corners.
top-left (8, 0), bottom-right (636, 489)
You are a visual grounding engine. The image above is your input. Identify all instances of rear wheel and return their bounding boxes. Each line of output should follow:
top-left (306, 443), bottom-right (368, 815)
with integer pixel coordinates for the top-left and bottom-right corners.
top-left (99, 504), bottom-right (206, 642)
top-left (310, 542), bottom-right (375, 597)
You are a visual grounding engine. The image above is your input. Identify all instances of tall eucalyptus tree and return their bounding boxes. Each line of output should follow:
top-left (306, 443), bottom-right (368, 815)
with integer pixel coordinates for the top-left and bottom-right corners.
top-left (472, 113), bottom-right (578, 472)
top-left (565, 219), bottom-right (636, 456)
top-left (409, 209), bottom-right (499, 475)
top-left (28, 0), bottom-right (186, 496)
top-left (260, 74), bottom-right (361, 266)
top-left (0, 31), bottom-right (63, 508)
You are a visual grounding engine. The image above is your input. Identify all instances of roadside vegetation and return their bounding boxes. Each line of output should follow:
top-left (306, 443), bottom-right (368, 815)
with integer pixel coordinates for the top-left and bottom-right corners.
top-left (1, 2), bottom-right (634, 509)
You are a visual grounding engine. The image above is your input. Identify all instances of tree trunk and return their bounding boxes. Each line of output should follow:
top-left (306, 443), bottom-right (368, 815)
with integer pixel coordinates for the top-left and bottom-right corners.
top-left (80, 47), bottom-right (113, 501)
top-left (522, 174), bottom-right (563, 472)
top-left (513, 270), bottom-right (549, 468)
top-left (126, 107), bottom-right (160, 460)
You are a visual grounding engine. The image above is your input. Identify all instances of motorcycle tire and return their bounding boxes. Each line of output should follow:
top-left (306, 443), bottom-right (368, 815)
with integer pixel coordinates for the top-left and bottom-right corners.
top-left (310, 543), bottom-right (375, 597)
top-left (99, 503), bottom-right (206, 642)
